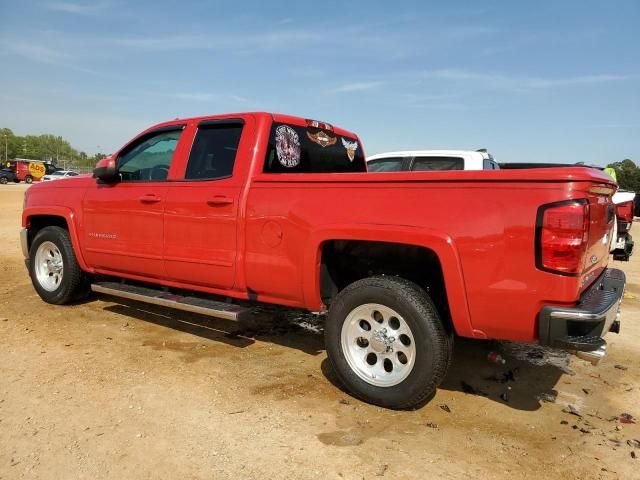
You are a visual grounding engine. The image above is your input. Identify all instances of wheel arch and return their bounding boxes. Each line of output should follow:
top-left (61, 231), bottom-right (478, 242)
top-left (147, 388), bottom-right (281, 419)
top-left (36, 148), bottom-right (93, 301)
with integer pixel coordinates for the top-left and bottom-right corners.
top-left (23, 207), bottom-right (91, 272)
top-left (303, 225), bottom-right (481, 339)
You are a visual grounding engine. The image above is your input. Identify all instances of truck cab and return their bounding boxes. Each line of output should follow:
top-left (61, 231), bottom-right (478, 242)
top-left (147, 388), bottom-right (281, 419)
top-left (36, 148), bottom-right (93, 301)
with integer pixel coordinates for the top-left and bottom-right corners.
top-left (367, 149), bottom-right (499, 172)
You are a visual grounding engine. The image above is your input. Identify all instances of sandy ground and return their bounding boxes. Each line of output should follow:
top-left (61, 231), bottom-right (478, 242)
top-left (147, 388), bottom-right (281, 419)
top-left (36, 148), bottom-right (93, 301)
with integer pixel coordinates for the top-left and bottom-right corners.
top-left (0, 183), bottom-right (638, 480)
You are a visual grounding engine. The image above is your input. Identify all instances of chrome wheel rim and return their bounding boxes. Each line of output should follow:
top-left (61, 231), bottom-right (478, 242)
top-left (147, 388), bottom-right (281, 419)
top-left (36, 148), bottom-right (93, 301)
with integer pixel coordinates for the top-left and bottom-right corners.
top-left (341, 303), bottom-right (416, 387)
top-left (34, 241), bottom-right (64, 292)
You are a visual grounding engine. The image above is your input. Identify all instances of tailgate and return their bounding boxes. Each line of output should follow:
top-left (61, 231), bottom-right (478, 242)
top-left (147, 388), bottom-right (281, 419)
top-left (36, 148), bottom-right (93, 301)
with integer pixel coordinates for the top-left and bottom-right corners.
top-left (579, 184), bottom-right (616, 292)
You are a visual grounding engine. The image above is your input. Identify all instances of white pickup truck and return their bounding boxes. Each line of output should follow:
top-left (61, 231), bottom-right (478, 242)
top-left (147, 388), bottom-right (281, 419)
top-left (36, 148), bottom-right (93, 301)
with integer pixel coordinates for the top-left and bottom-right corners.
top-left (366, 149), bottom-right (499, 172)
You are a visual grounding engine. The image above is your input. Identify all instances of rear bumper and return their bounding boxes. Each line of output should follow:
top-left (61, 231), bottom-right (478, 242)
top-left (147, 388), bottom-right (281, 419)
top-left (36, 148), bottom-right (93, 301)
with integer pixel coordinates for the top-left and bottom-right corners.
top-left (538, 268), bottom-right (625, 352)
top-left (613, 233), bottom-right (633, 261)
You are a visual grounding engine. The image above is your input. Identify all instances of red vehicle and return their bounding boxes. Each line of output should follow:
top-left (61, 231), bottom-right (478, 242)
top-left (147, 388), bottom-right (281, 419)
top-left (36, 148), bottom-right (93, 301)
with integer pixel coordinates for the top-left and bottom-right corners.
top-left (8, 159), bottom-right (56, 183)
top-left (20, 112), bottom-right (624, 409)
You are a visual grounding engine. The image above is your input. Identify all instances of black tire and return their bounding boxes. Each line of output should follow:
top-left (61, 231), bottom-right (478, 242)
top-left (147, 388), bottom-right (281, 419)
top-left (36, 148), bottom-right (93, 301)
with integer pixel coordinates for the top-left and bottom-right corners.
top-left (325, 276), bottom-right (452, 410)
top-left (0, 177), bottom-right (7, 185)
top-left (25, 176), bottom-right (33, 184)
top-left (28, 226), bottom-right (90, 304)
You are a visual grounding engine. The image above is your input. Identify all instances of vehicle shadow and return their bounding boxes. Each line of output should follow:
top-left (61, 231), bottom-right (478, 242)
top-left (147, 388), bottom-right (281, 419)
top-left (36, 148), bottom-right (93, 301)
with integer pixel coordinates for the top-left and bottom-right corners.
top-left (438, 338), bottom-right (569, 411)
top-left (99, 297), bottom-right (566, 410)
top-left (320, 337), bottom-right (568, 411)
top-left (99, 297), bottom-right (325, 356)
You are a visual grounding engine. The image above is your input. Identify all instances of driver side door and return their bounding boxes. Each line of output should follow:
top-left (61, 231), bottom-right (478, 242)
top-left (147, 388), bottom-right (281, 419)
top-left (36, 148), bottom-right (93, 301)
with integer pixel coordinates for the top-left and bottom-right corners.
top-left (82, 125), bottom-right (186, 279)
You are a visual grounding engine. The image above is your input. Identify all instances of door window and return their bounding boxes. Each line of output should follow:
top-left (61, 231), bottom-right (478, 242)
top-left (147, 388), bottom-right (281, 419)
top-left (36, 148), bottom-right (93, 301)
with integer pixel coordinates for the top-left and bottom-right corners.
top-left (367, 157), bottom-right (405, 172)
top-left (412, 156), bottom-right (464, 171)
top-left (117, 129), bottom-right (182, 182)
top-left (185, 123), bottom-right (243, 180)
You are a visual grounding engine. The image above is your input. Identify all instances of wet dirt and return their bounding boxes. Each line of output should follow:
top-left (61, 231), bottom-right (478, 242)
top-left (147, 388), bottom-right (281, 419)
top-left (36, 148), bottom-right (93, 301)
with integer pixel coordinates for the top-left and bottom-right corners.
top-left (1, 184), bottom-right (639, 479)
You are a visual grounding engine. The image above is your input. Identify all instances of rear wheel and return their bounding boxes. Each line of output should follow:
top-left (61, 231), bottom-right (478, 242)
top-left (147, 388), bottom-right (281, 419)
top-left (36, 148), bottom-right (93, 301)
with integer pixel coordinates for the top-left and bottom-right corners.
top-left (28, 226), bottom-right (90, 304)
top-left (0, 177), bottom-right (7, 185)
top-left (24, 176), bottom-right (33, 184)
top-left (325, 276), bottom-right (452, 409)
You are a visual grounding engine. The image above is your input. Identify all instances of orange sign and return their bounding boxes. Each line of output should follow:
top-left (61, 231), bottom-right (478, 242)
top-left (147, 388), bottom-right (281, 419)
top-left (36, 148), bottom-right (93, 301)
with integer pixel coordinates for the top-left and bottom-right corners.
top-left (28, 162), bottom-right (46, 179)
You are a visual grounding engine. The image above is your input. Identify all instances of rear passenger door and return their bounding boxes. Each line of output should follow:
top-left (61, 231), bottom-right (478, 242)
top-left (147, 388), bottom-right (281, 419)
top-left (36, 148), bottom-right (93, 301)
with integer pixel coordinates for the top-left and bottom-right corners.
top-left (163, 118), bottom-right (250, 290)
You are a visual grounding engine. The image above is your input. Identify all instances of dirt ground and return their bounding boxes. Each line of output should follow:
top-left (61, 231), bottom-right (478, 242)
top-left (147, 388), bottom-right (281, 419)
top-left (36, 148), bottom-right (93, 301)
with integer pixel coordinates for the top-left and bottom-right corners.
top-left (0, 183), bottom-right (638, 480)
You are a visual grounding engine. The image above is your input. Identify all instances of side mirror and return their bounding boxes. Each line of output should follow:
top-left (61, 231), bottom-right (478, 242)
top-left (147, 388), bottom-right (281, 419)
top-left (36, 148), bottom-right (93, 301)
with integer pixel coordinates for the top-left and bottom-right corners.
top-left (93, 157), bottom-right (118, 183)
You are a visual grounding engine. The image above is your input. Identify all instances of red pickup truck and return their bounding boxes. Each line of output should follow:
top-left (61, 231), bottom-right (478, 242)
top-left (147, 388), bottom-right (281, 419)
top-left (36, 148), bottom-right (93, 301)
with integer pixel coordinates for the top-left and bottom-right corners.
top-left (21, 112), bottom-right (625, 409)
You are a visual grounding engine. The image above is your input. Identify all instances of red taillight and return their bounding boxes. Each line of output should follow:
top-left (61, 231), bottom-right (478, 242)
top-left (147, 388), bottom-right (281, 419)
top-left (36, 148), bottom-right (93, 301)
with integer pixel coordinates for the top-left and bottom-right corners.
top-left (536, 201), bottom-right (590, 275)
top-left (616, 200), bottom-right (634, 223)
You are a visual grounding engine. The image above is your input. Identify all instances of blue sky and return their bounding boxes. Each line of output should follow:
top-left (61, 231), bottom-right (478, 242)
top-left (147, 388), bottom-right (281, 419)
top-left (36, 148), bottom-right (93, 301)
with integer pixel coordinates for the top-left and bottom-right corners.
top-left (0, 1), bottom-right (638, 165)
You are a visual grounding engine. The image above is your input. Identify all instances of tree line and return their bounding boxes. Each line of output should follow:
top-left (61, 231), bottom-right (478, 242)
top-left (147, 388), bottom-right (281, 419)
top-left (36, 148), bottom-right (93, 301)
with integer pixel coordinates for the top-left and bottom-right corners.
top-left (1, 126), bottom-right (638, 191)
top-left (0, 127), bottom-right (106, 169)
top-left (606, 159), bottom-right (640, 193)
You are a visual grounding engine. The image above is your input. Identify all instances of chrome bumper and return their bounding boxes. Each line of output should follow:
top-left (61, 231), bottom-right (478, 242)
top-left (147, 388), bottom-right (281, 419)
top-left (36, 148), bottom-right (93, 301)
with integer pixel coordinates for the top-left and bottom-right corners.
top-left (538, 268), bottom-right (625, 352)
top-left (20, 228), bottom-right (29, 259)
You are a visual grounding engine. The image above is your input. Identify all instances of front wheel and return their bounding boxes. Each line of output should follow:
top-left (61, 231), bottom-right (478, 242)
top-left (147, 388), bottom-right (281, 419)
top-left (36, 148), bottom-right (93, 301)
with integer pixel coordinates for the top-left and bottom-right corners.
top-left (28, 226), bottom-right (90, 304)
top-left (325, 276), bottom-right (452, 409)
top-left (0, 177), bottom-right (7, 185)
top-left (24, 176), bottom-right (33, 184)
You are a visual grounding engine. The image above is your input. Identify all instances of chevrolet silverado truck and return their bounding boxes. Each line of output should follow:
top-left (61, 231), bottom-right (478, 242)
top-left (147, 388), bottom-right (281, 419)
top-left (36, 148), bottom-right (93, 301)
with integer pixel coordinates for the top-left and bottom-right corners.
top-left (21, 112), bottom-right (625, 409)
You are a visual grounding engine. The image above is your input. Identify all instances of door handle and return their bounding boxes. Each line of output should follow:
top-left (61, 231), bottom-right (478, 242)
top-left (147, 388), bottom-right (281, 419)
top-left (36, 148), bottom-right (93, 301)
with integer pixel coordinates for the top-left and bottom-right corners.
top-left (207, 196), bottom-right (234, 206)
top-left (139, 194), bottom-right (162, 203)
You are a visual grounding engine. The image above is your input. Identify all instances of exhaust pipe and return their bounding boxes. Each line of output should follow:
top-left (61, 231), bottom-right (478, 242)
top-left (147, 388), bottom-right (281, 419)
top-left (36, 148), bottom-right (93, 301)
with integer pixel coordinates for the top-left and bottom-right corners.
top-left (570, 344), bottom-right (607, 366)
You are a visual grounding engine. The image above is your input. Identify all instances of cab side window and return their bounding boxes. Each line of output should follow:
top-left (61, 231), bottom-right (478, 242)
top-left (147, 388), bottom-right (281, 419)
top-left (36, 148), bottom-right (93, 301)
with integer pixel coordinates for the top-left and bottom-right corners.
top-left (368, 157), bottom-right (404, 172)
top-left (117, 129), bottom-right (182, 182)
top-left (413, 156), bottom-right (464, 171)
top-left (185, 122), bottom-right (243, 180)
top-left (483, 158), bottom-right (500, 170)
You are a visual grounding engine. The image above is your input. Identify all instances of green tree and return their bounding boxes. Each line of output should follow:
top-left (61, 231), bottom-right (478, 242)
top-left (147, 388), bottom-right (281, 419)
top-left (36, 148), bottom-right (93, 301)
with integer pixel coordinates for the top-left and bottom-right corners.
top-left (606, 159), bottom-right (640, 192)
top-left (0, 128), bottom-right (21, 164)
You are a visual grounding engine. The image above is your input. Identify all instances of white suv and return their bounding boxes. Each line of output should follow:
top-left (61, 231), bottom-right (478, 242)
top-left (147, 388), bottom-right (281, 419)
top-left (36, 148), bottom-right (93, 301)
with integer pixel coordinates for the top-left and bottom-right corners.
top-left (367, 149), bottom-right (499, 172)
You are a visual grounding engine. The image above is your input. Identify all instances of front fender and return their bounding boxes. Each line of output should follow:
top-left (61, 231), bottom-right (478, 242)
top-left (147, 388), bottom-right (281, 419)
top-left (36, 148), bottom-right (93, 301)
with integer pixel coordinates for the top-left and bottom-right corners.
top-left (22, 206), bottom-right (92, 273)
top-left (303, 224), bottom-right (484, 339)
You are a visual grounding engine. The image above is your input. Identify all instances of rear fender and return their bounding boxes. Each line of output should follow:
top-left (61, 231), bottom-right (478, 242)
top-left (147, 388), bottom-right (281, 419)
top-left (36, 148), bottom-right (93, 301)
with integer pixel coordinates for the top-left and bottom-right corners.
top-left (304, 224), bottom-right (483, 339)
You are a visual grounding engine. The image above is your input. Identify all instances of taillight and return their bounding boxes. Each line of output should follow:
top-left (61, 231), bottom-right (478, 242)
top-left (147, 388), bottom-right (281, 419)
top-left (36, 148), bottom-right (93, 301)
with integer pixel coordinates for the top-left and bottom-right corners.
top-left (536, 200), bottom-right (590, 275)
top-left (616, 200), bottom-right (634, 223)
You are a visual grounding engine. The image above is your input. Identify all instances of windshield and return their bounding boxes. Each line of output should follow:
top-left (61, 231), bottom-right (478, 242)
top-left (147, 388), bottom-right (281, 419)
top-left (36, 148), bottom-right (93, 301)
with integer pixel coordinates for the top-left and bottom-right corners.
top-left (263, 123), bottom-right (365, 173)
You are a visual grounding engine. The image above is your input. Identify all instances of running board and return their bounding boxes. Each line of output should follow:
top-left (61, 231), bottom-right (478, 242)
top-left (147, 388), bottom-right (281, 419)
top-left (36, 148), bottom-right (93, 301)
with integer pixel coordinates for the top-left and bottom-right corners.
top-left (91, 282), bottom-right (250, 321)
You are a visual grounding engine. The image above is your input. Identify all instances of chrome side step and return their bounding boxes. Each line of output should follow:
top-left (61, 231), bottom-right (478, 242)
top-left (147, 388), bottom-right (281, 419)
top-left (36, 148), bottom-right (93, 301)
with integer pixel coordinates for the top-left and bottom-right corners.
top-left (91, 281), bottom-right (250, 321)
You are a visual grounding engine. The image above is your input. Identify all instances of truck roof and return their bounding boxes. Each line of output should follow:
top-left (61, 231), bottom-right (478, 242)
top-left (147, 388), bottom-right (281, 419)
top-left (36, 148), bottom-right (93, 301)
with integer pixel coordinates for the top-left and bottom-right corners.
top-left (143, 112), bottom-right (359, 140)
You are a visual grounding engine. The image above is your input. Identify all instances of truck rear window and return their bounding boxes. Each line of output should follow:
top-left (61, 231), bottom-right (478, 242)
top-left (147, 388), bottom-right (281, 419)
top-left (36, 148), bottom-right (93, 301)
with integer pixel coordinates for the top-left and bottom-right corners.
top-left (263, 123), bottom-right (365, 173)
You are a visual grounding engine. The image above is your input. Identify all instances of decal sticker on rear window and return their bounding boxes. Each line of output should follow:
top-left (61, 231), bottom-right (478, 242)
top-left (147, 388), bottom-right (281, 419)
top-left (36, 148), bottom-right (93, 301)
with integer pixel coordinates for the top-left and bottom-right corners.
top-left (275, 125), bottom-right (301, 168)
top-left (306, 130), bottom-right (337, 148)
top-left (341, 138), bottom-right (359, 162)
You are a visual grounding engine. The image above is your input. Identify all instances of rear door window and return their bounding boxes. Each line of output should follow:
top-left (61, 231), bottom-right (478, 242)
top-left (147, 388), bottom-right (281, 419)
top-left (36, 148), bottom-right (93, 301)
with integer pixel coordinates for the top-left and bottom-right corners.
top-left (263, 123), bottom-right (365, 173)
top-left (367, 157), bottom-right (405, 172)
top-left (412, 156), bottom-right (464, 171)
top-left (185, 122), bottom-right (243, 180)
